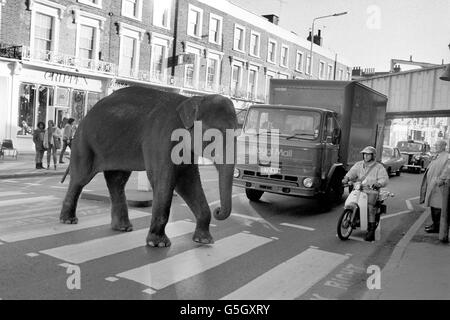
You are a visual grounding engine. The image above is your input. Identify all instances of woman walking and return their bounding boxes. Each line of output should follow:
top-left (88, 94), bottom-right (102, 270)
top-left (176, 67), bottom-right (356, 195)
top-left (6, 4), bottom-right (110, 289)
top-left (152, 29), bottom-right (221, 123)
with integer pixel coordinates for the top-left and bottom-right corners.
top-left (32, 121), bottom-right (46, 169)
top-left (43, 120), bottom-right (61, 170)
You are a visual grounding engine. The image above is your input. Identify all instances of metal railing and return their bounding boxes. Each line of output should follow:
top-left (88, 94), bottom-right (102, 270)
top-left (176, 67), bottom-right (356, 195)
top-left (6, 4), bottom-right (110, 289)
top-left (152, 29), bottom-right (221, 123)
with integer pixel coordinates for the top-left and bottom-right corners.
top-left (15, 45), bottom-right (267, 103)
top-left (0, 43), bottom-right (22, 59)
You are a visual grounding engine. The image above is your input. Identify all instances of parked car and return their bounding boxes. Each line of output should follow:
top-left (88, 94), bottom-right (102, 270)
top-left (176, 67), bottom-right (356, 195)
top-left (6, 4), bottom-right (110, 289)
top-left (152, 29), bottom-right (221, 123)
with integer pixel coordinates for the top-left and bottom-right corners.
top-left (396, 140), bottom-right (431, 173)
top-left (381, 146), bottom-right (405, 176)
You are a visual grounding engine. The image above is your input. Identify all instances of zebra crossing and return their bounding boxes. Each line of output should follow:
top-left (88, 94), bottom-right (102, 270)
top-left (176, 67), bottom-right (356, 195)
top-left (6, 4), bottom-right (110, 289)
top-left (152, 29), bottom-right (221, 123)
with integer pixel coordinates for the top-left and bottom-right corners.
top-left (0, 186), bottom-right (351, 300)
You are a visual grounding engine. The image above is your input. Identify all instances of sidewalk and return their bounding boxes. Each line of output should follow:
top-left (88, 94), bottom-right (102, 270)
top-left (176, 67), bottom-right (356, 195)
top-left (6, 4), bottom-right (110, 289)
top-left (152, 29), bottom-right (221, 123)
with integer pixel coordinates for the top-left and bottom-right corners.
top-left (364, 206), bottom-right (450, 300)
top-left (0, 152), bottom-right (69, 179)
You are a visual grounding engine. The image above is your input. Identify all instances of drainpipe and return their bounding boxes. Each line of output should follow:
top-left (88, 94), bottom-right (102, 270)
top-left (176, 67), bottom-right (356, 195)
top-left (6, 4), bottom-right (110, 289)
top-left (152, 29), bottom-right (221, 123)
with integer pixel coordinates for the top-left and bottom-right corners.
top-left (171, 0), bottom-right (180, 78)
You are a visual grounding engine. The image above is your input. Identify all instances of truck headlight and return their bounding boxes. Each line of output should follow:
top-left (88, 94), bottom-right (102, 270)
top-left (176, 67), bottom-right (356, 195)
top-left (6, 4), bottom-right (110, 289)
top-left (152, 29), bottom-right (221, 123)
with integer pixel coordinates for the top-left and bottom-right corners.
top-left (233, 168), bottom-right (240, 178)
top-left (303, 177), bottom-right (313, 188)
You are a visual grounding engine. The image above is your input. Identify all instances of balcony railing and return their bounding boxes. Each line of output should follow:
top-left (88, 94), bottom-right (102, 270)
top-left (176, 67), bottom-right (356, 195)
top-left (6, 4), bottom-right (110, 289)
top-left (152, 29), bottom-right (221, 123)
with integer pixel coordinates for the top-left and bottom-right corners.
top-left (21, 46), bottom-right (116, 74)
top-left (15, 45), bottom-right (266, 102)
top-left (0, 43), bottom-right (22, 59)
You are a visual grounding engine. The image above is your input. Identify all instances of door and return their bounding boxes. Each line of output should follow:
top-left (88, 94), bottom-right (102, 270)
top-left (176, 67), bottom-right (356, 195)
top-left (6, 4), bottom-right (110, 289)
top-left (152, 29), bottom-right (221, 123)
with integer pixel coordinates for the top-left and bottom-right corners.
top-left (322, 113), bottom-right (340, 178)
top-left (54, 107), bottom-right (70, 129)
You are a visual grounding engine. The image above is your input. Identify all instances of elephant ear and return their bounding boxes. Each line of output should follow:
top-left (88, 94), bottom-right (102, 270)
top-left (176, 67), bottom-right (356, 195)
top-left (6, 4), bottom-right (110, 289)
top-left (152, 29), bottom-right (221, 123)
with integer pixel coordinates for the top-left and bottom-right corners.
top-left (176, 96), bottom-right (203, 129)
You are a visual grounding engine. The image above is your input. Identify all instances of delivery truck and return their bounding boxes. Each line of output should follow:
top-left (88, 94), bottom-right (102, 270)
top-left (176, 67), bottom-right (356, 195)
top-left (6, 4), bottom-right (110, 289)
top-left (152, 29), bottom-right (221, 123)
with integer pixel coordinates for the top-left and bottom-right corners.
top-left (233, 79), bottom-right (388, 203)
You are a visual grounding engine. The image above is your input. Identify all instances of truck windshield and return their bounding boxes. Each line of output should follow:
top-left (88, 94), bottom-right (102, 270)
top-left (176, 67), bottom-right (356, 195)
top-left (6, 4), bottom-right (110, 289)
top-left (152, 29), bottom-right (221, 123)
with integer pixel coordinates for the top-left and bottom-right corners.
top-left (396, 142), bottom-right (423, 152)
top-left (244, 108), bottom-right (321, 140)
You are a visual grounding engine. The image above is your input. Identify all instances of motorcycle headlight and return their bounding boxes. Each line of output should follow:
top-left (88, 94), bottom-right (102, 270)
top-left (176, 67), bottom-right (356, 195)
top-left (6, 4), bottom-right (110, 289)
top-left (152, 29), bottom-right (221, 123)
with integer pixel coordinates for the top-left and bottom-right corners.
top-left (414, 155), bottom-right (420, 160)
top-left (233, 168), bottom-right (240, 178)
top-left (303, 177), bottom-right (313, 188)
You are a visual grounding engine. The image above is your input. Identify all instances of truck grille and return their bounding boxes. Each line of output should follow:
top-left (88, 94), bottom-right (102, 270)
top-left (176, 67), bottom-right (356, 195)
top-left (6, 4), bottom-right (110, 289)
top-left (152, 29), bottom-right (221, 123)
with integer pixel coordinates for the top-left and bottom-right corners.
top-left (243, 170), bottom-right (299, 182)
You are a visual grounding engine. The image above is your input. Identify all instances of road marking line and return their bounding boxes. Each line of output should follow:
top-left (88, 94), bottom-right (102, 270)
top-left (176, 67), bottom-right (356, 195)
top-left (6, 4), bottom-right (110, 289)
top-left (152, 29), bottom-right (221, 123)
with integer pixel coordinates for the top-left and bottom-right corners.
top-left (181, 193), bottom-right (246, 207)
top-left (242, 230), bottom-right (251, 234)
top-left (405, 200), bottom-right (414, 211)
top-left (345, 253), bottom-right (352, 256)
top-left (142, 288), bottom-right (156, 295)
top-left (40, 220), bottom-right (195, 264)
top-left (0, 209), bottom-right (149, 243)
top-left (24, 183), bottom-right (42, 186)
top-left (381, 210), bottom-right (411, 220)
top-left (270, 237), bottom-right (279, 240)
top-left (50, 186), bottom-right (67, 189)
top-left (116, 233), bottom-right (272, 290)
top-left (0, 196), bottom-right (59, 208)
top-left (105, 277), bottom-right (119, 282)
top-left (2, 180), bottom-right (19, 183)
top-left (231, 213), bottom-right (263, 221)
top-left (406, 196), bottom-right (420, 201)
top-left (309, 246), bottom-right (319, 249)
top-left (59, 263), bottom-right (71, 268)
top-left (26, 252), bottom-right (39, 257)
top-left (348, 236), bottom-right (365, 242)
top-left (0, 191), bottom-right (29, 197)
top-left (0, 242), bottom-right (4, 245)
top-left (220, 248), bottom-right (349, 300)
top-left (280, 223), bottom-right (315, 231)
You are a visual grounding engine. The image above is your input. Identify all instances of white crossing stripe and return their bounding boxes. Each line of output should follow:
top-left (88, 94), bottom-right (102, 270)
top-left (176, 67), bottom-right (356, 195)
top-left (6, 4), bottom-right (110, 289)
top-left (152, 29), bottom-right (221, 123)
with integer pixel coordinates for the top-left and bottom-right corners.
top-left (221, 248), bottom-right (348, 300)
top-left (105, 277), bottom-right (119, 282)
top-left (381, 210), bottom-right (411, 220)
top-left (0, 209), bottom-right (149, 243)
top-left (0, 196), bottom-right (59, 208)
top-left (0, 191), bottom-right (29, 198)
top-left (116, 233), bottom-right (272, 290)
top-left (26, 253), bottom-right (39, 257)
top-left (231, 213), bottom-right (263, 221)
top-left (280, 223), bottom-right (315, 231)
top-left (40, 220), bottom-right (196, 264)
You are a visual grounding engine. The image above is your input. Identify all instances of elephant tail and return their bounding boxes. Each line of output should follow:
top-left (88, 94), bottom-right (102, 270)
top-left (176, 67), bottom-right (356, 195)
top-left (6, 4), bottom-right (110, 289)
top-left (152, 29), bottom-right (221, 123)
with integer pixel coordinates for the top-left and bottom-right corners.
top-left (61, 165), bottom-right (70, 183)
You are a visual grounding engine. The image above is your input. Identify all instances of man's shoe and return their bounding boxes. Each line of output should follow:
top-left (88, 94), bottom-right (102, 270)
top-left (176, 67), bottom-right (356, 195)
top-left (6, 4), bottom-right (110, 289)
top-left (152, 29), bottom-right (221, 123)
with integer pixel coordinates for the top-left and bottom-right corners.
top-left (425, 225), bottom-right (439, 233)
top-left (59, 161), bottom-right (65, 164)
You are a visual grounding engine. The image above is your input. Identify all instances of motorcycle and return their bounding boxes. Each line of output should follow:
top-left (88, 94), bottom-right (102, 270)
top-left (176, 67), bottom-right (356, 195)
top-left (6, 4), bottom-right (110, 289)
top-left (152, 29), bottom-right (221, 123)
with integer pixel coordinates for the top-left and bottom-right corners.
top-left (337, 182), bottom-right (394, 241)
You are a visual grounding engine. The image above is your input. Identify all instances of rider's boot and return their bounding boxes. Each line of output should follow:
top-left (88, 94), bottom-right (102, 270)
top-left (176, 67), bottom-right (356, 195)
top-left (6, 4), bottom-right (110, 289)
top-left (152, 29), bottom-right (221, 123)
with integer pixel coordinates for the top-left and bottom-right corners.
top-left (365, 222), bottom-right (376, 242)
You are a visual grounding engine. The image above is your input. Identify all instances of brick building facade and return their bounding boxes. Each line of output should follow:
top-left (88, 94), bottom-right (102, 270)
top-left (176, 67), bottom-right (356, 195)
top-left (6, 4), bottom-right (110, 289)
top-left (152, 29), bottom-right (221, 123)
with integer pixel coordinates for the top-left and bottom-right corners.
top-left (0, 0), bottom-right (352, 151)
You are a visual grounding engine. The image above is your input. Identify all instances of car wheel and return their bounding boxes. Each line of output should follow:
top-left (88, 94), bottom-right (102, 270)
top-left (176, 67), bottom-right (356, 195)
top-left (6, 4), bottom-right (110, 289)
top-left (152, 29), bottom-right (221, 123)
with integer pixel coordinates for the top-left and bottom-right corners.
top-left (386, 167), bottom-right (392, 176)
top-left (396, 169), bottom-right (401, 176)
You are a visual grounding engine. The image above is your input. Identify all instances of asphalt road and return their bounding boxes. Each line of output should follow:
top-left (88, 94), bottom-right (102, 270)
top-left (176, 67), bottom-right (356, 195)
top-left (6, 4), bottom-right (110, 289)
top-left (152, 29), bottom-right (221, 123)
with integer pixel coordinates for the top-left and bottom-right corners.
top-left (0, 168), bottom-right (424, 300)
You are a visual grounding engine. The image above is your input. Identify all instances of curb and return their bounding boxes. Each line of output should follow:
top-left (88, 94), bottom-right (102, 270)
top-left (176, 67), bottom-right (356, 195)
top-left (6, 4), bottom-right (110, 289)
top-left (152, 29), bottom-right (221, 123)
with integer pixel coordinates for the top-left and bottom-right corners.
top-left (362, 207), bottom-right (430, 300)
top-left (0, 171), bottom-right (66, 179)
top-left (81, 191), bottom-right (153, 208)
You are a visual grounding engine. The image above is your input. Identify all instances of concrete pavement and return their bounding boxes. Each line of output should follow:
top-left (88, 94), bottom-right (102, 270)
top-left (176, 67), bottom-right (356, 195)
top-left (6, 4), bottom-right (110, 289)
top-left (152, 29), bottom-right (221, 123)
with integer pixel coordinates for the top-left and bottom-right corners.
top-left (1, 152), bottom-right (449, 299)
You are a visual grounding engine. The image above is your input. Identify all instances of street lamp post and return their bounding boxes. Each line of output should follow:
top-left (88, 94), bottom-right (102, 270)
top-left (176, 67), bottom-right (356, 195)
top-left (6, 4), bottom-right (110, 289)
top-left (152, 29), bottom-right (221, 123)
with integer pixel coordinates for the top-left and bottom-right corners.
top-left (309, 11), bottom-right (348, 79)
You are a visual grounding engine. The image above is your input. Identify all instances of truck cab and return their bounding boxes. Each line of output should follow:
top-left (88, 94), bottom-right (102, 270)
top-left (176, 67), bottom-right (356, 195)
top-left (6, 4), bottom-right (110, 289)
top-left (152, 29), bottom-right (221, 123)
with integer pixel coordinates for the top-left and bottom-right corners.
top-left (233, 104), bottom-right (344, 201)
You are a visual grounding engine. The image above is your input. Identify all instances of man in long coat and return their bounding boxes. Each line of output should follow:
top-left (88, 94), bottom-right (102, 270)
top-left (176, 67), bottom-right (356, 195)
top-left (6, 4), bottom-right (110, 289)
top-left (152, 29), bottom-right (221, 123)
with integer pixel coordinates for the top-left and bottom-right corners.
top-left (420, 140), bottom-right (450, 233)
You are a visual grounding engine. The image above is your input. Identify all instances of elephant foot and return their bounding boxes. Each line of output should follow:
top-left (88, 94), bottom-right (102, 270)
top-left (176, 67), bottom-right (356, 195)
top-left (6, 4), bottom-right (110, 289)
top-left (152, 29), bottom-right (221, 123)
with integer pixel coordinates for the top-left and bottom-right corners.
top-left (59, 216), bottom-right (78, 224)
top-left (193, 229), bottom-right (214, 244)
top-left (111, 221), bottom-right (133, 232)
top-left (146, 233), bottom-right (171, 247)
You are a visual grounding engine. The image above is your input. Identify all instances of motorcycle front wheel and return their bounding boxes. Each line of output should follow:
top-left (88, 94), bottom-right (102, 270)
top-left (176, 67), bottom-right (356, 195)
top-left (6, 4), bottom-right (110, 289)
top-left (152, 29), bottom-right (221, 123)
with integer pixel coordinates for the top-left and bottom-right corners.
top-left (337, 209), bottom-right (354, 240)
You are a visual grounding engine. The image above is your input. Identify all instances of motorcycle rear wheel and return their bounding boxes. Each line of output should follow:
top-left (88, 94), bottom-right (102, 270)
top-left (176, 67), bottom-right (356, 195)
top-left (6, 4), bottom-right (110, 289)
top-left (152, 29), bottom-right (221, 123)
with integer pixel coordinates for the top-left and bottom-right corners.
top-left (337, 209), bottom-right (354, 240)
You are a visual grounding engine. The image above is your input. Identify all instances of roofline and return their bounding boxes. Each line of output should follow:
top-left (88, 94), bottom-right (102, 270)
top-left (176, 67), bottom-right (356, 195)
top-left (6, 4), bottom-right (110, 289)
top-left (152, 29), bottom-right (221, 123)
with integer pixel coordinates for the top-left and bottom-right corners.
top-left (357, 64), bottom-right (447, 82)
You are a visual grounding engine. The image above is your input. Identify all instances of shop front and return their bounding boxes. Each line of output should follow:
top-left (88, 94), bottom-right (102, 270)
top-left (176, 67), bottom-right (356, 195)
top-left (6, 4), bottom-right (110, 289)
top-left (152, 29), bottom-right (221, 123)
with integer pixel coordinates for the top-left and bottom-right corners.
top-left (12, 65), bottom-right (109, 152)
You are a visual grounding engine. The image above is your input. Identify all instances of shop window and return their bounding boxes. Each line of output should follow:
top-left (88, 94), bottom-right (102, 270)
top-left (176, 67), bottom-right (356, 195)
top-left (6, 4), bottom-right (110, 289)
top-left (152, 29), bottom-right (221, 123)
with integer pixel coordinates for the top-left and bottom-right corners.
top-left (72, 90), bottom-right (86, 123)
top-left (17, 84), bottom-right (36, 136)
top-left (37, 86), bottom-right (54, 126)
top-left (87, 92), bottom-right (101, 113)
top-left (56, 87), bottom-right (70, 107)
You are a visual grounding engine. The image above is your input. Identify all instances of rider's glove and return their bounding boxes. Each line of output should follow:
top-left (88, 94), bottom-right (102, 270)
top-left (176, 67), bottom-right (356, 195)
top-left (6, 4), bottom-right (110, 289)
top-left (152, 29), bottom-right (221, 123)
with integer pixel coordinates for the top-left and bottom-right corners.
top-left (341, 178), bottom-right (349, 185)
top-left (372, 182), bottom-right (382, 189)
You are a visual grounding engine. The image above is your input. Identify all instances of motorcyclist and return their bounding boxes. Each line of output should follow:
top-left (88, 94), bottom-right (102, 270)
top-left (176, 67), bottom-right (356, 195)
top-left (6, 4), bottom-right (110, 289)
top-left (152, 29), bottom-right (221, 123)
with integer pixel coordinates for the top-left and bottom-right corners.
top-left (342, 146), bottom-right (389, 241)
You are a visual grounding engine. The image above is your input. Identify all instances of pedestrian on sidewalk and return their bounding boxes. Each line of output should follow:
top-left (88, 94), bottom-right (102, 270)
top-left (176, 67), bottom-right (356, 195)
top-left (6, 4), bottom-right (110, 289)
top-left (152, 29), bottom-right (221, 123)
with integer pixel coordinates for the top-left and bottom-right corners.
top-left (420, 139), bottom-right (450, 233)
top-left (59, 118), bottom-right (74, 164)
top-left (32, 121), bottom-right (46, 169)
top-left (43, 120), bottom-right (61, 170)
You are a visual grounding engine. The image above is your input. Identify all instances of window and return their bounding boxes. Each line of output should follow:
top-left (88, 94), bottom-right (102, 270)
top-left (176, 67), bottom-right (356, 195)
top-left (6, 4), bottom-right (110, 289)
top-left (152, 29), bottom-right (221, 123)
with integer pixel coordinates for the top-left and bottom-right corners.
top-left (319, 61), bottom-right (326, 79)
top-left (267, 39), bottom-right (276, 63)
top-left (247, 67), bottom-right (258, 99)
top-left (118, 24), bottom-right (144, 77)
top-left (206, 53), bottom-right (221, 91)
top-left (295, 51), bottom-right (304, 72)
top-left (347, 71), bottom-right (351, 80)
top-left (327, 64), bottom-right (333, 80)
top-left (77, 0), bottom-right (102, 8)
top-left (209, 14), bottom-right (222, 45)
top-left (231, 63), bottom-right (243, 95)
top-left (339, 68), bottom-right (343, 80)
top-left (280, 45), bottom-right (289, 67)
top-left (187, 5), bottom-right (203, 38)
top-left (249, 31), bottom-right (260, 57)
top-left (150, 36), bottom-right (169, 82)
top-left (233, 25), bottom-right (245, 52)
top-left (34, 12), bottom-right (54, 58)
top-left (75, 13), bottom-right (104, 69)
top-left (184, 46), bottom-right (201, 88)
top-left (265, 71), bottom-right (276, 101)
top-left (122, 0), bottom-right (142, 20)
top-left (78, 25), bottom-right (95, 61)
top-left (153, 0), bottom-right (171, 29)
top-left (72, 90), bottom-right (86, 123)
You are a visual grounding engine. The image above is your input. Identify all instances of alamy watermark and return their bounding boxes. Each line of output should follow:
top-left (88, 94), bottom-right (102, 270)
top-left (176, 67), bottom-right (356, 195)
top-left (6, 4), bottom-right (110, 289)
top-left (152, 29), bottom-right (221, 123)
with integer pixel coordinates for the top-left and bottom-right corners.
top-left (170, 121), bottom-right (280, 165)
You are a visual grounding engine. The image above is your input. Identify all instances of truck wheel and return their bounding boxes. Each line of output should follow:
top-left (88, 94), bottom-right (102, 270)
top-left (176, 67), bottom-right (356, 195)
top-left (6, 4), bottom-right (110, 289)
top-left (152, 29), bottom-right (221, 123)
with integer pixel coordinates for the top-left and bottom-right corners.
top-left (245, 189), bottom-right (264, 201)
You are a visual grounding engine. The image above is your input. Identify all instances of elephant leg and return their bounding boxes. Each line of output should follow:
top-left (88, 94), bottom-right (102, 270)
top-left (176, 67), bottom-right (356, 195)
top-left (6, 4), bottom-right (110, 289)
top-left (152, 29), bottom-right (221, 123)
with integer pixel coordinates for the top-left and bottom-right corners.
top-left (146, 170), bottom-right (176, 247)
top-left (104, 170), bottom-right (133, 232)
top-left (60, 173), bottom-right (95, 224)
top-left (175, 165), bottom-right (214, 244)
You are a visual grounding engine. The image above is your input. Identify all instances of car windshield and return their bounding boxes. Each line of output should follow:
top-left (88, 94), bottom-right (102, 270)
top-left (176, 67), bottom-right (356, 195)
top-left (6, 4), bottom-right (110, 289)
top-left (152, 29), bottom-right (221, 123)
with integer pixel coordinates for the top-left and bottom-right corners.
top-left (382, 148), bottom-right (394, 159)
top-left (243, 107), bottom-right (321, 140)
top-left (396, 141), bottom-right (422, 152)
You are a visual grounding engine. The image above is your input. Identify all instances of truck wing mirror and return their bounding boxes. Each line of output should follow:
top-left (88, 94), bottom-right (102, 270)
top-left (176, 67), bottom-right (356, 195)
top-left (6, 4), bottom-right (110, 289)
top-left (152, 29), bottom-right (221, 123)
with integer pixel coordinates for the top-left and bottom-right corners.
top-left (332, 128), bottom-right (341, 144)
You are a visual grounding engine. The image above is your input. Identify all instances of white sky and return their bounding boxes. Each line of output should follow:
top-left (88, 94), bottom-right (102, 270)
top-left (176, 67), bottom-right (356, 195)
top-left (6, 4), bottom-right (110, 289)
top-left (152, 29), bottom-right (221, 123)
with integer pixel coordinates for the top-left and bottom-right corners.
top-left (230, 0), bottom-right (450, 71)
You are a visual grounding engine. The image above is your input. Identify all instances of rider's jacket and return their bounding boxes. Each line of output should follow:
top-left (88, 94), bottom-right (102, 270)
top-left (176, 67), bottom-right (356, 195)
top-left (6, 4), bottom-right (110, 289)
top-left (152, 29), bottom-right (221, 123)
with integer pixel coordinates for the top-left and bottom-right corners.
top-left (345, 160), bottom-right (389, 187)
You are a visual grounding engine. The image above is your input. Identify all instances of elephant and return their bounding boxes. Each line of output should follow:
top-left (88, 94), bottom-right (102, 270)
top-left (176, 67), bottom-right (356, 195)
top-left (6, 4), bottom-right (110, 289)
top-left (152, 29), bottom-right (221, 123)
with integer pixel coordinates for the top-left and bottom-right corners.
top-left (59, 86), bottom-right (238, 247)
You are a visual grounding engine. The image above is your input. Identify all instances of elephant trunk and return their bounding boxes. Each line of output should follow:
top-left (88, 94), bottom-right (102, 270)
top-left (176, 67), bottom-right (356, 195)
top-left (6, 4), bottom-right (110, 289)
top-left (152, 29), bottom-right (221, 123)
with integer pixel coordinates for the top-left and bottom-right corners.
top-left (213, 163), bottom-right (234, 220)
